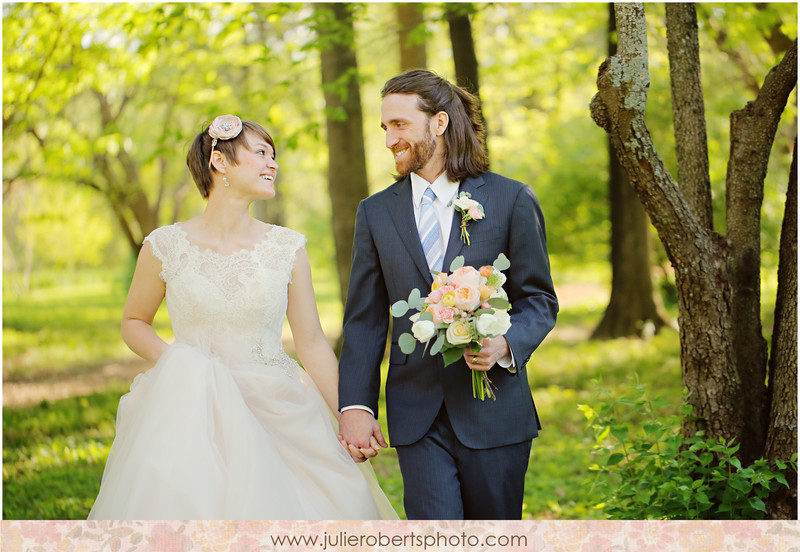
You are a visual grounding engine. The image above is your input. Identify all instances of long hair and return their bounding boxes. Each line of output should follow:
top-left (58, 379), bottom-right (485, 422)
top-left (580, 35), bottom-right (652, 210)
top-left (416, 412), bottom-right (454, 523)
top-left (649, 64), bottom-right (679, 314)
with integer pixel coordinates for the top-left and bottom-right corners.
top-left (381, 69), bottom-right (489, 181)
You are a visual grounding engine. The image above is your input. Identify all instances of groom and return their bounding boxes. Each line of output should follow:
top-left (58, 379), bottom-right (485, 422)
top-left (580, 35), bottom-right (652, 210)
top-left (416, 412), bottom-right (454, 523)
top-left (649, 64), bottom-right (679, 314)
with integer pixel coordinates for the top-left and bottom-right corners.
top-left (338, 69), bottom-right (558, 520)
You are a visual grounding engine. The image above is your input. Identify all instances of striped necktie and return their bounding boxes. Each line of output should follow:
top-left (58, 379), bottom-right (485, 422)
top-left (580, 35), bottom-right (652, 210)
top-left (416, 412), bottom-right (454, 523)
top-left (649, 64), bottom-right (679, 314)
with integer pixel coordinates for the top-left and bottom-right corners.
top-left (418, 186), bottom-right (443, 273)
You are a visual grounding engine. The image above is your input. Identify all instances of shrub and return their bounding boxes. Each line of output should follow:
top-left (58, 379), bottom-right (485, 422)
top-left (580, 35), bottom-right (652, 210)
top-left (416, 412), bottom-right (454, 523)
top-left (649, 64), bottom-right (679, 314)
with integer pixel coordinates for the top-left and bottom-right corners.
top-left (580, 379), bottom-right (797, 519)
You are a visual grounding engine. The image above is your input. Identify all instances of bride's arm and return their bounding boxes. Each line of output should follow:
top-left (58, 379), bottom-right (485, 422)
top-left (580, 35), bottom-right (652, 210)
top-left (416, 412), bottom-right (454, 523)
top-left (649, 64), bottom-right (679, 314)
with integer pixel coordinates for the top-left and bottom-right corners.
top-left (286, 247), bottom-right (340, 415)
top-left (121, 241), bottom-right (168, 362)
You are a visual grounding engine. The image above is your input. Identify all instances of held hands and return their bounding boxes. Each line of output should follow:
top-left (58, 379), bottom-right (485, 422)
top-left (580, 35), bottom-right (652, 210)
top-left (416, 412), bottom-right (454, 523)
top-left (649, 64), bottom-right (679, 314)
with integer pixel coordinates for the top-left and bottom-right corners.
top-left (338, 409), bottom-right (387, 463)
top-left (464, 336), bottom-right (510, 371)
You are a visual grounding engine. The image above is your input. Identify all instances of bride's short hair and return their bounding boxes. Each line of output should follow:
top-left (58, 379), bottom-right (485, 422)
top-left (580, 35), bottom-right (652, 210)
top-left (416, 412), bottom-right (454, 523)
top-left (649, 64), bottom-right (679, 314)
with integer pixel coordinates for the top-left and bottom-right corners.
top-left (187, 120), bottom-right (276, 198)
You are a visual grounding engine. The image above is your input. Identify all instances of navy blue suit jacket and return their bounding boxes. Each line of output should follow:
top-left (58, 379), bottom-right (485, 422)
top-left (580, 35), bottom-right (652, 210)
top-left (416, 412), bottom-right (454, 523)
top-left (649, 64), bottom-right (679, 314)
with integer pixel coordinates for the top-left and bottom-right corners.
top-left (339, 172), bottom-right (558, 449)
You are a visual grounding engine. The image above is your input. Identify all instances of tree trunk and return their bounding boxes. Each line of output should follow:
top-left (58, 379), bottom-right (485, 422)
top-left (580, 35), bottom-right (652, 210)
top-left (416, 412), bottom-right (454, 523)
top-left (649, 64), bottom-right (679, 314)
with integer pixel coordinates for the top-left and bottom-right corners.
top-left (315, 3), bottom-right (370, 310)
top-left (764, 140), bottom-right (798, 519)
top-left (445, 3), bottom-right (488, 157)
top-left (665, 3), bottom-right (713, 231)
top-left (397, 3), bottom-right (427, 71)
top-left (593, 3), bottom-right (667, 340)
top-left (588, 3), bottom-right (727, 454)
top-left (592, 3), bottom-right (797, 475)
top-left (725, 38), bottom-right (797, 463)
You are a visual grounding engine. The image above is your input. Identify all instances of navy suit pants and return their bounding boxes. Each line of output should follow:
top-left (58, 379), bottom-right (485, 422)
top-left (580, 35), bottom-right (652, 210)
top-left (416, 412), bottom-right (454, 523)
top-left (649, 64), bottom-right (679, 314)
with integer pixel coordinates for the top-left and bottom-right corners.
top-left (395, 404), bottom-right (532, 520)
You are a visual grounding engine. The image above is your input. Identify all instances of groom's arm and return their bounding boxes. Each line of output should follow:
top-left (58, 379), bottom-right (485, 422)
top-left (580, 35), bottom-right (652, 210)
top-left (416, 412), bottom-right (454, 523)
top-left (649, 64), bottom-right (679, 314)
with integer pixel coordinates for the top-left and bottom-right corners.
top-left (503, 184), bottom-right (559, 367)
top-left (338, 201), bottom-right (390, 455)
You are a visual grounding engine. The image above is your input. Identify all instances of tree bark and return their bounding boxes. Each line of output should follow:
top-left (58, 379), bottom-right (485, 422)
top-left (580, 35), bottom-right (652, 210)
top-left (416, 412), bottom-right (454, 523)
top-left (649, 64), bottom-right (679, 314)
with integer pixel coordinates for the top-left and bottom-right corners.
top-left (764, 140), bottom-right (798, 519)
top-left (665, 3), bottom-right (713, 231)
top-left (725, 39), bottom-right (797, 463)
top-left (397, 3), bottom-right (427, 71)
top-left (593, 3), bottom-right (667, 340)
top-left (591, 2), bottom-right (744, 450)
top-left (316, 3), bottom-right (370, 310)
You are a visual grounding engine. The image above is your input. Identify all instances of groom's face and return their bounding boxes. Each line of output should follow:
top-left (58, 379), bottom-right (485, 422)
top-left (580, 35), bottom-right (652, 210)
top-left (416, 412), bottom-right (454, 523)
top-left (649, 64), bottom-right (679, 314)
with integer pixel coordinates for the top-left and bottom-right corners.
top-left (381, 93), bottom-right (439, 177)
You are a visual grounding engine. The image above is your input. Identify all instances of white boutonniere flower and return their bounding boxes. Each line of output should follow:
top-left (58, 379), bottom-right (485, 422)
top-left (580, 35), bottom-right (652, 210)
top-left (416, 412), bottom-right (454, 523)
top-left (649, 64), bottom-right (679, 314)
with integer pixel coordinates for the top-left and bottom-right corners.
top-left (451, 191), bottom-right (485, 245)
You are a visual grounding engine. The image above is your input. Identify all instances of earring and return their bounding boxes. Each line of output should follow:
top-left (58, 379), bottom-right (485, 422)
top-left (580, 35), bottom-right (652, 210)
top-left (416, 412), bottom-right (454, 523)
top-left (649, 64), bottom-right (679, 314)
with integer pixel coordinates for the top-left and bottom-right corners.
top-left (223, 174), bottom-right (229, 187)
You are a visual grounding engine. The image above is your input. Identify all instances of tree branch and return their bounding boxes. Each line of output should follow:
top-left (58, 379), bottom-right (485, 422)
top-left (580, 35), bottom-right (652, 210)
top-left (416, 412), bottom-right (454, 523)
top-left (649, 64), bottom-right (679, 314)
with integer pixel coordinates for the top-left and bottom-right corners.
top-left (666, 3), bottom-right (713, 231)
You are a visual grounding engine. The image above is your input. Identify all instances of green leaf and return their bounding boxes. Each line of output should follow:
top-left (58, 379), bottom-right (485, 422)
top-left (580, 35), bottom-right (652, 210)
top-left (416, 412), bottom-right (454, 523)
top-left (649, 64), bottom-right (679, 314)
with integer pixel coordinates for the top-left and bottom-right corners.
top-left (749, 497), bottom-right (767, 513)
top-left (429, 333), bottom-right (445, 355)
top-left (398, 333), bottom-right (417, 354)
top-left (610, 425), bottom-right (629, 441)
top-left (391, 300), bottom-right (409, 318)
top-left (408, 287), bottom-right (422, 308)
top-left (442, 345), bottom-right (466, 367)
top-left (449, 256), bottom-right (464, 272)
top-left (474, 308), bottom-right (494, 316)
top-left (606, 453), bottom-right (625, 466)
top-left (492, 253), bottom-right (510, 271)
top-left (418, 311), bottom-right (433, 322)
top-left (487, 297), bottom-right (510, 310)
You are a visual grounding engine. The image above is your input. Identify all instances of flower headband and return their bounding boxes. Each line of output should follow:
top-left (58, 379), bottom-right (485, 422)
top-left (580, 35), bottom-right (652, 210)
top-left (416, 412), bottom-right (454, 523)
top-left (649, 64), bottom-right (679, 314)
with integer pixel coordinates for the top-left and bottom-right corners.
top-left (207, 114), bottom-right (243, 169)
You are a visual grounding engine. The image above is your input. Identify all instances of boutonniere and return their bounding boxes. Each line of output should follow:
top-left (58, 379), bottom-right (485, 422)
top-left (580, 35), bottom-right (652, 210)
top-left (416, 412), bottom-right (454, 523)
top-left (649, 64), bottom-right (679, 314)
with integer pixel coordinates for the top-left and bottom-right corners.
top-left (450, 191), bottom-right (485, 245)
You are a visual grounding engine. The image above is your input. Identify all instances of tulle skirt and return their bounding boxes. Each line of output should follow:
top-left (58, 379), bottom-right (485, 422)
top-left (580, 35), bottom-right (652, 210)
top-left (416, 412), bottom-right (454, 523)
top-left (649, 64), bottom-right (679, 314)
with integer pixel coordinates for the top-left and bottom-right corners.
top-left (88, 342), bottom-right (396, 520)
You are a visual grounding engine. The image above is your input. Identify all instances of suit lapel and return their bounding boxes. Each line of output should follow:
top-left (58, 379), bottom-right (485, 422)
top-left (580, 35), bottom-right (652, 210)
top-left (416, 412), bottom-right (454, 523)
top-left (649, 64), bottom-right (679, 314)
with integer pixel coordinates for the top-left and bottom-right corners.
top-left (388, 177), bottom-right (435, 283)
top-left (443, 174), bottom-right (488, 271)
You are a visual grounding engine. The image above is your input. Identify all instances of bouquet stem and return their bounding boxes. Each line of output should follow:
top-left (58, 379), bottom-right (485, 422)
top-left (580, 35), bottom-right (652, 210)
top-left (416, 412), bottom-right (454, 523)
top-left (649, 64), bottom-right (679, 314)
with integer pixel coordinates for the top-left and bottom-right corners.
top-left (471, 370), bottom-right (496, 401)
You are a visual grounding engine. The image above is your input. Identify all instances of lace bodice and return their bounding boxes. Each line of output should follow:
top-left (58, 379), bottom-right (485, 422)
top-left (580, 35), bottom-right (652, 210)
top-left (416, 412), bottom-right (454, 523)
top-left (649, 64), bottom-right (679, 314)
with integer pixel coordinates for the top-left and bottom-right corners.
top-left (144, 223), bottom-right (306, 367)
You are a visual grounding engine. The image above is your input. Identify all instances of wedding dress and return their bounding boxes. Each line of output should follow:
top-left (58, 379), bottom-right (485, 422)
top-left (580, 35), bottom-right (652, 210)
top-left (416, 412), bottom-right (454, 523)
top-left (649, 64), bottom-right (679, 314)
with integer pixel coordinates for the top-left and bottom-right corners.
top-left (89, 223), bottom-right (396, 520)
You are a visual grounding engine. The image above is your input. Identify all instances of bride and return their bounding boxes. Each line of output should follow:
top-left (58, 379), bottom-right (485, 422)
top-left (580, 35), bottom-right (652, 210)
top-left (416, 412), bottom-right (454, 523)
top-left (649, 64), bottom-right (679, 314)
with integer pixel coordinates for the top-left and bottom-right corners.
top-left (88, 115), bottom-right (396, 520)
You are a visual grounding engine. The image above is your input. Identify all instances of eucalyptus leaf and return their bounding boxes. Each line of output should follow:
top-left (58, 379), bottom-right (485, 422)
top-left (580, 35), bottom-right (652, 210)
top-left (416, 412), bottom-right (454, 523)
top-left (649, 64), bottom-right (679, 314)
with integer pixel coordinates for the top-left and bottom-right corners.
top-left (408, 287), bottom-right (421, 307)
top-left (449, 256), bottom-right (465, 272)
top-left (418, 311), bottom-right (433, 322)
top-left (391, 300), bottom-right (409, 318)
top-left (493, 253), bottom-right (511, 271)
top-left (487, 297), bottom-right (511, 310)
top-left (398, 332), bottom-right (417, 354)
top-left (430, 333), bottom-right (445, 355)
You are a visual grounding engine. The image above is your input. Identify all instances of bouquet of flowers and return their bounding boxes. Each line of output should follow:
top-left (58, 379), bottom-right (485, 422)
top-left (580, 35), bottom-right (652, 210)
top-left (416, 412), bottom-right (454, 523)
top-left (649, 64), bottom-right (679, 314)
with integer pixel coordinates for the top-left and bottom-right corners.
top-left (391, 254), bottom-right (512, 400)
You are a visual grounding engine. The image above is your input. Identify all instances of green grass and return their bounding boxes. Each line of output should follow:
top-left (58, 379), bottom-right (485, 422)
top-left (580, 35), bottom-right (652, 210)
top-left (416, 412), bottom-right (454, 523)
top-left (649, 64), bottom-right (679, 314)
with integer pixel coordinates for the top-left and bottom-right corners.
top-left (3, 272), bottom-right (172, 381)
top-left (3, 267), bottom-right (684, 519)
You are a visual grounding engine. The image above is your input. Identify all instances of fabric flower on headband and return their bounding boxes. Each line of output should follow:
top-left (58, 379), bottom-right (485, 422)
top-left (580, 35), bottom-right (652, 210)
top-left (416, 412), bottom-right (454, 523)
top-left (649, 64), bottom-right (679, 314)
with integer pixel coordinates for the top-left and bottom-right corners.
top-left (208, 114), bottom-right (243, 168)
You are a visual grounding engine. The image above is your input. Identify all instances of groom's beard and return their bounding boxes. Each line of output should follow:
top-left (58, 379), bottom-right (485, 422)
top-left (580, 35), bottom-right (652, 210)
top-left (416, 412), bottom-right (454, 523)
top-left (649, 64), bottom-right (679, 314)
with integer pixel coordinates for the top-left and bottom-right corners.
top-left (393, 127), bottom-right (437, 177)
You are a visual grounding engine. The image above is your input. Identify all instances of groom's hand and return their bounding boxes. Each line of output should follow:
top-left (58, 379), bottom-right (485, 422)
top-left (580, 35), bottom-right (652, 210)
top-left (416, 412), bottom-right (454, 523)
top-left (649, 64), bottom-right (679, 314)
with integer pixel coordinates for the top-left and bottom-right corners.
top-left (338, 409), bottom-right (387, 463)
top-left (465, 337), bottom-right (510, 371)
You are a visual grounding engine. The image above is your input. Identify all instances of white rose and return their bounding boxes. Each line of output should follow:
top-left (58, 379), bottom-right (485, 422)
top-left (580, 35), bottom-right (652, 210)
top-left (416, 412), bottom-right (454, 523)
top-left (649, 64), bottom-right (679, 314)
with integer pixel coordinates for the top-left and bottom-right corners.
top-left (445, 319), bottom-right (473, 345)
top-left (453, 196), bottom-right (479, 211)
top-left (411, 319), bottom-right (436, 343)
top-left (476, 310), bottom-right (512, 338)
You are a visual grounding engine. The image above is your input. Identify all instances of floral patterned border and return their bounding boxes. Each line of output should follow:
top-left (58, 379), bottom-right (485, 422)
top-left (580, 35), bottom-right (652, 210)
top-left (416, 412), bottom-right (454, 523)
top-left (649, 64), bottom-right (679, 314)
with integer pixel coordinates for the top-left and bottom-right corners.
top-left (2, 520), bottom-right (799, 551)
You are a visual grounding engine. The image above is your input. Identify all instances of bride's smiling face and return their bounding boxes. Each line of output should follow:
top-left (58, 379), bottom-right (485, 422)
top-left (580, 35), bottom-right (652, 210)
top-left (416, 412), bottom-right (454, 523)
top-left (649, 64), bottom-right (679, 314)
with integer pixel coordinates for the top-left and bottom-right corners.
top-left (226, 131), bottom-right (279, 199)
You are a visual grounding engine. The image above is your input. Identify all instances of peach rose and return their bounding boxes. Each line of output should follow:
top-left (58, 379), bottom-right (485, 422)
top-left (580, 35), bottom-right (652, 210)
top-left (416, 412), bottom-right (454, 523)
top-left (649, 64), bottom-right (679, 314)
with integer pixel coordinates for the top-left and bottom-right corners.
top-left (467, 205), bottom-right (484, 220)
top-left (454, 286), bottom-right (481, 312)
top-left (432, 272), bottom-right (450, 290)
top-left (450, 265), bottom-right (481, 289)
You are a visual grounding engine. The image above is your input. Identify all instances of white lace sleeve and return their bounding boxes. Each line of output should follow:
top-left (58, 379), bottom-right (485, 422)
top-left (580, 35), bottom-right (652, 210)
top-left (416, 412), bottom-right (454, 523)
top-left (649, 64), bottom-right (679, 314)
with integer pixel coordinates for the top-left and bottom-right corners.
top-left (277, 227), bottom-right (308, 285)
top-left (142, 225), bottom-right (183, 283)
